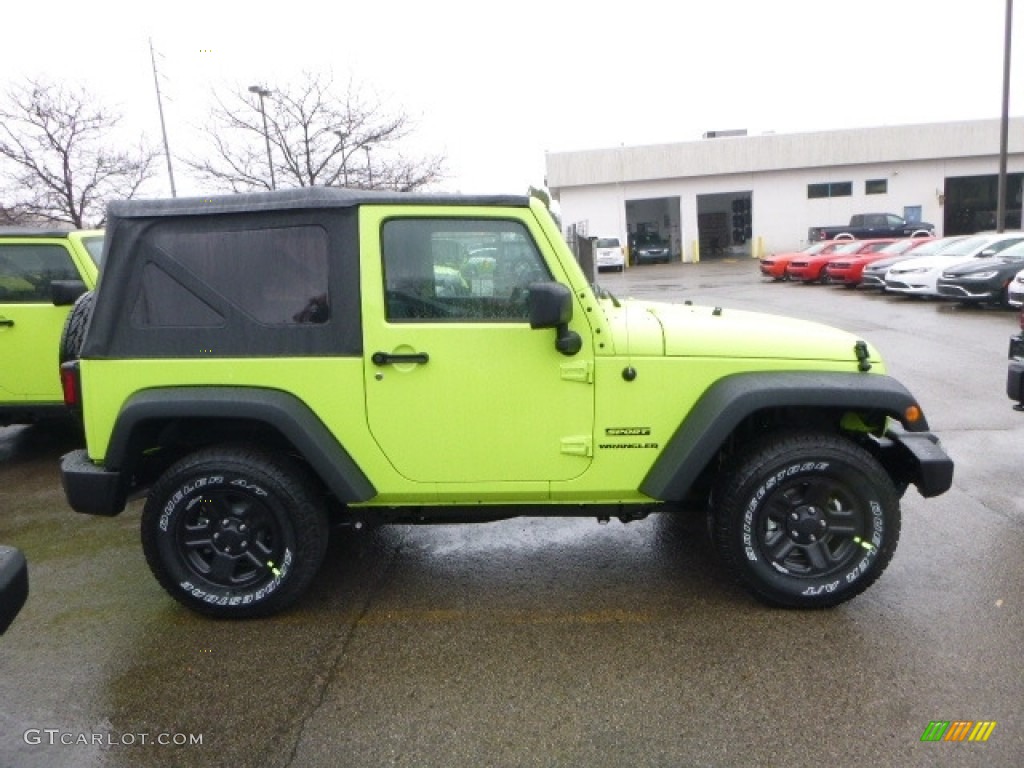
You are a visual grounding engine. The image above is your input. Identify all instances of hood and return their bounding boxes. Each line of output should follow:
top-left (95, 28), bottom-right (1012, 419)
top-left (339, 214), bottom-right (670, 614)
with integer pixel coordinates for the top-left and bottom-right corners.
top-left (944, 257), bottom-right (1023, 275)
top-left (889, 253), bottom-right (978, 273)
top-left (603, 299), bottom-right (880, 364)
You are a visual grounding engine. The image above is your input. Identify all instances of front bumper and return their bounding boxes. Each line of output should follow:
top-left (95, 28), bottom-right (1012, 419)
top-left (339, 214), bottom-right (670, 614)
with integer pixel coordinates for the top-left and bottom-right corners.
top-left (60, 450), bottom-right (127, 516)
top-left (884, 426), bottom-right (955, 498)
top-left (860, 273), bottom-right (886, 288)
top-left (936, 280), bottom-right (999, 301)
top-left (1008, 335), bottom-right (1024, 405)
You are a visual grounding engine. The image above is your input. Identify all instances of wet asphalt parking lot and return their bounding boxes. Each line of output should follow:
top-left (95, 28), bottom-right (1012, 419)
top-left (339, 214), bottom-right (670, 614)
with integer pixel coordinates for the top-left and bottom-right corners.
top-left (1, 257), bottom-right (1022, 768)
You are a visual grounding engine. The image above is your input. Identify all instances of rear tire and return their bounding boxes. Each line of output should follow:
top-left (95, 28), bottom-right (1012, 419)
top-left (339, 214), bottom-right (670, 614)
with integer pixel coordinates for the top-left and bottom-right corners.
top-left (141, 445), bottom-right (329, 618)
top-left (713, 431), bottom-right (900, 608)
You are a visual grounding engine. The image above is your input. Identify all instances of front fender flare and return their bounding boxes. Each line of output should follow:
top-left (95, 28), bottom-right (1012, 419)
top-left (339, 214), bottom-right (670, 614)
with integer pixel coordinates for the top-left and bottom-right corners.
top-left (640, 371), bottom-right (932, 501)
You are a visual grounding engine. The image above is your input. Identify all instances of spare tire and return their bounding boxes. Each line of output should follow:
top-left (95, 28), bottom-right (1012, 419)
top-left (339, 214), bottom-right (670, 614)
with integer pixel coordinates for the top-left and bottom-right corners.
top-left (59, 290), bottom-right (95, 364)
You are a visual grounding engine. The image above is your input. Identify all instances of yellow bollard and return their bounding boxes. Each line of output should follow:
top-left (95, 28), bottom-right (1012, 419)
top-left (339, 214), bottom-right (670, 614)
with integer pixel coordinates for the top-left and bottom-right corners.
top-left (693, 240), bottom-right (700, 263)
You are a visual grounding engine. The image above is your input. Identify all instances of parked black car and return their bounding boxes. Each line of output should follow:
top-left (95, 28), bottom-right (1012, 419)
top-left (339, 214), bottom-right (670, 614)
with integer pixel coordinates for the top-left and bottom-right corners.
top-left (936, 241), bottom-right (1024, 305)
top-left (631, 234), bottom-right (671, 265)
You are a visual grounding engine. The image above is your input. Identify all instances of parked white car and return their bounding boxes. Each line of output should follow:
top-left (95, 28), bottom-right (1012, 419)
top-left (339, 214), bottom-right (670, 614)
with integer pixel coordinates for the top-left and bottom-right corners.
top-left (594, 237), bottom-right (625, 272)
top-left (1008, 266), bottom-right (1024, 307)
top-left (884, 232), bottom-right (1024, 297)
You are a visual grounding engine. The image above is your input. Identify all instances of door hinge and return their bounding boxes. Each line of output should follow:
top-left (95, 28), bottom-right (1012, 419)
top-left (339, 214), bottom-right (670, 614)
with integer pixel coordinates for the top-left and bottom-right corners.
top-left (560, 436), bottom-right (593, 457)
top-left (560, 360), bottom-right (594, 384)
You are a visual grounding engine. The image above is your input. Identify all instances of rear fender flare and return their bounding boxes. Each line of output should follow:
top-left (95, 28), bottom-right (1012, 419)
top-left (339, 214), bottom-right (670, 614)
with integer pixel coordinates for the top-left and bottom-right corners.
top-left (105, 387), bottom-right (376, 503)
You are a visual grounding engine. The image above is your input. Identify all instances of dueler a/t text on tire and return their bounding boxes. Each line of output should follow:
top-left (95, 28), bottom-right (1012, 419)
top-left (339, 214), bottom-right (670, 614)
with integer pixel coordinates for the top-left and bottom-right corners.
top-left (141, 445), bottom-right (329, 618)
top-left (713, 431), bottom-right (900, 608)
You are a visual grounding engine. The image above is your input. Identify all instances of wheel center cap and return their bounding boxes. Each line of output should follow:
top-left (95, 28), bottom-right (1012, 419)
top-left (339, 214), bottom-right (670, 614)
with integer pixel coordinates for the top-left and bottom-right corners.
top-left (787, 505), bottom-right (829, 544)
top-left (213, 519), bottom-right (250, 555)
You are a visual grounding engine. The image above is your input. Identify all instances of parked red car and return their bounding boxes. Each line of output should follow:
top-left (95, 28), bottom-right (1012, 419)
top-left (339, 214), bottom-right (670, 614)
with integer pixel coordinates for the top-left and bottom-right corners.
top-left (760, 241), bottom-right (833, 281)
top-left (787, 238), bottom-right (897, 283)
top-left (825, 237), bottom-right (934, 287)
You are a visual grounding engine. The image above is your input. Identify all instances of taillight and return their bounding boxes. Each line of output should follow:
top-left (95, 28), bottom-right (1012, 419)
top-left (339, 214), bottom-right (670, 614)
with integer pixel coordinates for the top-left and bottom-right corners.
top-left (1019, 308), bottom-right (1024, 332)
top-left (60, 361), bottom-right (81, 410)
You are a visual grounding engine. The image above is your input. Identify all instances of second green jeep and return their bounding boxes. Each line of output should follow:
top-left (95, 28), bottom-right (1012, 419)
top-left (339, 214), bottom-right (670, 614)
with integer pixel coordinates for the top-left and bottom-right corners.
top-left (59, 189), bottom-right (953, 618)
top-left (0, 228), bottom-right (102, 425)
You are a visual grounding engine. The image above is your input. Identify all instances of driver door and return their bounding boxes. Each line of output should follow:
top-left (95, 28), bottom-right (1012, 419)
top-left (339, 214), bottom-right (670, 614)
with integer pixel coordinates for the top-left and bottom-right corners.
top-left (362, 211), bottom-right (594, 490)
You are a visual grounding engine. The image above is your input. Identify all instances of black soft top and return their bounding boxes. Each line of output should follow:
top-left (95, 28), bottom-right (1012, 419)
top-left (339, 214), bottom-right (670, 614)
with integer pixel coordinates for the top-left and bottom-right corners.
top-left (107, 188), bottom-right (531, 219)
top-left (0, 227), bottom-right (77, 237)
top-left (86, 188), bottom-right (533, 361)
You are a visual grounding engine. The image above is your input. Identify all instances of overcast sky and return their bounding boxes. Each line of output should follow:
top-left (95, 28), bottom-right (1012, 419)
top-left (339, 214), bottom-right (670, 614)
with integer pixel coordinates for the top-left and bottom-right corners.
top-left (3, 0), bottom-right (1021, 198)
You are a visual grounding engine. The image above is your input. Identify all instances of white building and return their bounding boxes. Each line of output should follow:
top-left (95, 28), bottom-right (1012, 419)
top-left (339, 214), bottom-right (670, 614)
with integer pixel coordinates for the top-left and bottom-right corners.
top-left (545, 118), bottom-right (1024, 262)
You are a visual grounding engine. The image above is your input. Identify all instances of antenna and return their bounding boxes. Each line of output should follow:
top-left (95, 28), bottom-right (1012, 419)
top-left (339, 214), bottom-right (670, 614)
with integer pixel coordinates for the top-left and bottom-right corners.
top-left (150, 38), bottom-right (177, 197)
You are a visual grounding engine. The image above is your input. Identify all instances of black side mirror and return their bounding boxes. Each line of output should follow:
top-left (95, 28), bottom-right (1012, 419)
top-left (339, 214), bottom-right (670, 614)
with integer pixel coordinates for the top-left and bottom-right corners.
top-left (528, 282), bottom-right (582, 356)
top-left (0, 545), bottom-right (28, 635)
top-left (51, 280), bottom-right (88, 307)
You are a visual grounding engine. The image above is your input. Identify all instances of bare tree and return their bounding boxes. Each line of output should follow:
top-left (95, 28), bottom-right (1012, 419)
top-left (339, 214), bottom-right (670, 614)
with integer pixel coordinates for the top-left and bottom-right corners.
top-left (0, 78), bottom-right (156, 228)
top-left (187, 72), bottom-right (446, 193)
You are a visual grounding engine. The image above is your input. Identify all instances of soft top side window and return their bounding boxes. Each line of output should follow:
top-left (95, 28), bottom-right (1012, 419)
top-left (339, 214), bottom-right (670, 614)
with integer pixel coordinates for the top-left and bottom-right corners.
top-left (143, 225), bottom-right (330, 327)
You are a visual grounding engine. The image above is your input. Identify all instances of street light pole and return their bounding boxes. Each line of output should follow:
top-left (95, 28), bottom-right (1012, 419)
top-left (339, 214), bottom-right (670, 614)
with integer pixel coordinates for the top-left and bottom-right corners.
top-left (248, 85), bottom-right (276, 191)
top-left (997, 0), bottom-right (1014, 232)
top-left (364, 145), bottom-right (373, 188)
top-left (333, 130), bottom-right (349, 186)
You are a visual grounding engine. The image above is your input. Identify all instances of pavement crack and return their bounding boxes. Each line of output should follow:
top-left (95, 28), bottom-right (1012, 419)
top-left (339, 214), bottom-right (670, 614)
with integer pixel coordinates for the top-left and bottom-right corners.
top-left (279, 531), bottom-right (407, 768)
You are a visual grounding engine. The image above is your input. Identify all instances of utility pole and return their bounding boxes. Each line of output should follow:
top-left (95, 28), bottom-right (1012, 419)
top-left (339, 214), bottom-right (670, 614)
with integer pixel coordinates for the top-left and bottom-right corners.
top-left (997, 0), bottom-right (1013, 232)
top-left (149, 38), bottom-right (177, 197)
top-left (333, 130), bottom-right (349, 186)
top-left (248, 85), bottom-right (276, 191)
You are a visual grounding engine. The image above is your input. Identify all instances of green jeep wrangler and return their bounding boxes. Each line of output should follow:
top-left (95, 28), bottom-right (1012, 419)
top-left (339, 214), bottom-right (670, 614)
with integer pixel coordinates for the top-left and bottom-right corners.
top-left (59, 189), bottom-right (953, 618)
top-left (0, 228), bottom-right (102, 425)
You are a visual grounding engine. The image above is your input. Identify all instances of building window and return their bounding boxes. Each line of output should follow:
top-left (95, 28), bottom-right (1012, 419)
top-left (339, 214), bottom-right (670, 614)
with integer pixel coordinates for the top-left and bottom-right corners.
top-left (866, 179), bottom-right (888, 195)
top-left (807, 182), bottom-right (852, 199)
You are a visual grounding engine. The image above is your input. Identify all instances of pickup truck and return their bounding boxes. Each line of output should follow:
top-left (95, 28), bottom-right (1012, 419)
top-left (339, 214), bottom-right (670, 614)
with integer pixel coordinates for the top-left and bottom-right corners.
top-left (808, 213), bottom-right (934, 243)
top-left (58, 188), bottom-right (953, 618)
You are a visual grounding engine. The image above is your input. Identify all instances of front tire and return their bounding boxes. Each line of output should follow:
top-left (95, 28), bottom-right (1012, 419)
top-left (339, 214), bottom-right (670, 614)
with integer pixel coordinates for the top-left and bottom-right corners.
top-left (713, 431), bottom-right (900, 608)
top-left (141, 445), bottom-right (329, 618)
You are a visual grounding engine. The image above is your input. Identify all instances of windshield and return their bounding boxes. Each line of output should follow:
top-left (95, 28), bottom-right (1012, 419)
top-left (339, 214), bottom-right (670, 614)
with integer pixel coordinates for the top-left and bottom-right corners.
top-left (995, 240), bottom-right (1024, 259)
top-left (939, 235), bottom-right (1001, 257)
top-left (832, 242), bottom-right (866, 254)
top-left (595, 238), bottom-right (620, 248)
top-left (804, 242), bottom-right (831, 254)
top-left (878, 239), bottom-right (927, 254)
top-left (82, 236), bottom-right (104, 267)
top-left (904, 237), bottom-right (963, 257)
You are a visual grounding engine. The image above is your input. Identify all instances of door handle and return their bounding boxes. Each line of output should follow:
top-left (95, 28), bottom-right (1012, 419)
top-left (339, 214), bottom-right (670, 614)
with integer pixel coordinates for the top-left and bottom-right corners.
top-left (0, 318), bottom-right (13, 327)
top-left (371, 351), bottom-right (429, 366)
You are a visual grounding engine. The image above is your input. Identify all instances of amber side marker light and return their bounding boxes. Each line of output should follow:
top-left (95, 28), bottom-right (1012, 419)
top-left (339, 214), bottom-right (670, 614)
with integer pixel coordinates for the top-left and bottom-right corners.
top-left (904, 405), bottom-right (922, 424)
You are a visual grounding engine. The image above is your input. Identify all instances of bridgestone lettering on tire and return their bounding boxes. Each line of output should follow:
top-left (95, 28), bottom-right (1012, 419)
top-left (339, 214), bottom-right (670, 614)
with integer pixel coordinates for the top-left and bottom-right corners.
top-left (141, 445), bottom-right (329, 618)
top-left (713, 431), bottom-right (900, 608)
